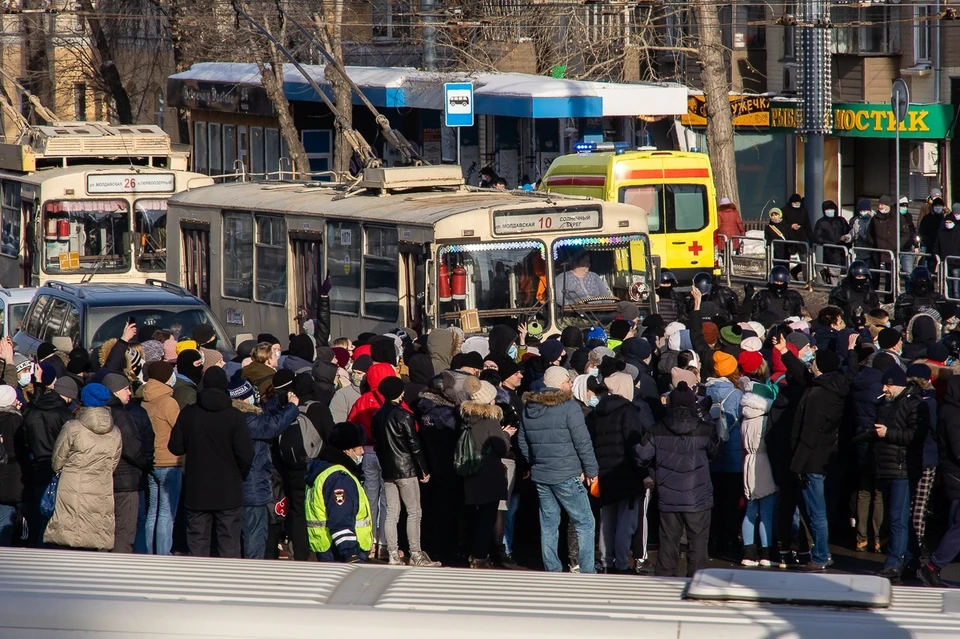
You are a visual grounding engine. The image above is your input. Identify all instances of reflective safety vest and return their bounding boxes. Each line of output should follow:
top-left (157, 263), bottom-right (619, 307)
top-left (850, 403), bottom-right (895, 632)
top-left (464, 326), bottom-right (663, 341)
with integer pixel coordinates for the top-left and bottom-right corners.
top-left (305, 465), bottom-right (373, 554)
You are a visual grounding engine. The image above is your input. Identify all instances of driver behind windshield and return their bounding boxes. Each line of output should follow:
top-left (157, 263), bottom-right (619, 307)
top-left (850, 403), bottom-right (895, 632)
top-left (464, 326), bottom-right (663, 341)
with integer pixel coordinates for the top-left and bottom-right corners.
top-left (553, 251), bottom-right (612, 306)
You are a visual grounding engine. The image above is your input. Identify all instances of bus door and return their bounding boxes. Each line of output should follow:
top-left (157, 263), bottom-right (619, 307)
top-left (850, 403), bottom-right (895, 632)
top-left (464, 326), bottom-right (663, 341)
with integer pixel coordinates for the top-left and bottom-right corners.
top-left (291, 232), bottom-right (323, 324)
top-left (181, 221), bottom-right (211, 304)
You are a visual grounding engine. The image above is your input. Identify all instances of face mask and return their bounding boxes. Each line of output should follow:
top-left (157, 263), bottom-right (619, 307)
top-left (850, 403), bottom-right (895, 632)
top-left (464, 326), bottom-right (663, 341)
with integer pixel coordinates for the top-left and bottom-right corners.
top-left (167, 375), bottom-right (177, 388)
top-left (246, 395), bottom-right (256, 405)
top-left (771, 217), bottom-right (782, 224)
top-left (587, 396), bottom-right (600, 408)
top-left (507, 344), bottom-right (519, 360)
top-left (802, 349), bottom-right (815, 364)
top-left (878, 207), bottom-right (889, 215)
top-left (824, 209), bottom-right (836, 218)
top-left (899, 207), bottom-right (909, 215)
top-left (17, 372), bottom-right (31, 387)
top-left (588, 367), bottom-right (599, 377)
top-left (791, 203), bottom-right (801, 209)
top-left (859, 211), bottom-right (871, 218)
top-left (947, 222), bottom-right (957, 230)
top-left (935, 206), bottom-right (944, 214)
top-left (352, 452), bottom-right (365, 465)
top-left (351, 371), bottom-right (365, 387)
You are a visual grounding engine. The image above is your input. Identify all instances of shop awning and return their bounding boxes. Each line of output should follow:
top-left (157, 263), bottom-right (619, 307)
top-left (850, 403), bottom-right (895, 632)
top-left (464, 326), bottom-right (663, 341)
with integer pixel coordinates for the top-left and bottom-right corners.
top-left (168, 63), bottom-right (689, 119)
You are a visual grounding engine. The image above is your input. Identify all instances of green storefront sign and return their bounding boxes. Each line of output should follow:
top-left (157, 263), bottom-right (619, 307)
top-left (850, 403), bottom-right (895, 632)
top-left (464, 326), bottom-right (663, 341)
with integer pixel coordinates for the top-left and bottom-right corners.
top-left (769, 102), bottom-right (953, 139)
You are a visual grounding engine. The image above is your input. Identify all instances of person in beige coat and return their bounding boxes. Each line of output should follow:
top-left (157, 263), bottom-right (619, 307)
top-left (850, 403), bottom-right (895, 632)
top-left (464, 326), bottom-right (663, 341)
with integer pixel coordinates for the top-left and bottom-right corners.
top-left (43, 383), bottom-right (122, 550)
top-left (141, 361), bottom-right (182, 555)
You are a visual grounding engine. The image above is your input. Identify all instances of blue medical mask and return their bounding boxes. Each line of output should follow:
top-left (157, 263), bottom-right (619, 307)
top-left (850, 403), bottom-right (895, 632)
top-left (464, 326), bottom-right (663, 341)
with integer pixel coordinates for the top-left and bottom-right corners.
top-left (824, 209), bottom-right (836, 218)
top-left (802, 349), bottom-right (815, 364)
top-left (859, 210), bottom-right (871, 218)
top-left (588, 367), bottom-right (600, 377)
top-left (507, 344), bottom-right (519, 360)
top-left (899, 206), bottom-right (909, 215)
top-left (587, 396), bottom-right (600, 408)
top-left (934, 206), bottom-right (944, 214)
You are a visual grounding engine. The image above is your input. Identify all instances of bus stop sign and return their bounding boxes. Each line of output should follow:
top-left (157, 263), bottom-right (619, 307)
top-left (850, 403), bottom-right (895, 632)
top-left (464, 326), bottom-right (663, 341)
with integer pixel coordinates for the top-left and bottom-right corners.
top-left (891, 78), bottom-right (909, 124)
top-left (444, 82), bottom-right (474, 128)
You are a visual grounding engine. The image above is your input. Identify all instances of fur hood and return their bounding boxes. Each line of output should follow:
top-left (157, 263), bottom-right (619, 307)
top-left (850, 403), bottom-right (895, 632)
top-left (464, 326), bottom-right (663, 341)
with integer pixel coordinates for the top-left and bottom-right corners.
top-left (232, 399), bottom-right (262, 414)
top-left (99, 338), bottom-right (141, 379)
top-left (522, 389), bottom-right (573, 406)
top-left (906, 311), bottom-right (942, 345)
top-left (460, 401), bottom-right (503, 421)
top-left (418, 386), bottom-right (455, 408)
top-left (911, 358), bottom-right (954, 383)
top-left (740, 388), bottom-right (774, 418)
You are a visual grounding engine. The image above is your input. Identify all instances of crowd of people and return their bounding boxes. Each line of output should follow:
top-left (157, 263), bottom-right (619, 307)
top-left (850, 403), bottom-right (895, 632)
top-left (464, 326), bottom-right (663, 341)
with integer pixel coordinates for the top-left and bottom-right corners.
top-left (3, 263), bottom-right (960, 588)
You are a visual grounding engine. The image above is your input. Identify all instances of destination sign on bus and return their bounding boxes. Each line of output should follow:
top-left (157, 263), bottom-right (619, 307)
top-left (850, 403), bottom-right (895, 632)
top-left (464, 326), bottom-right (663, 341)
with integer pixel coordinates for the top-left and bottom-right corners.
top-left (494, 208), bottom-right (601, 235)
top-left (87, 173), bottom-right (176, 194)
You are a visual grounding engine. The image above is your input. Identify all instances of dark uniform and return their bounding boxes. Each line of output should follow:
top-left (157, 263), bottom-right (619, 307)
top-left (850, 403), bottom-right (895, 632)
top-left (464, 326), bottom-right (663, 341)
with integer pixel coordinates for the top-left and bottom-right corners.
top-left (894, 290), bottom-right (947, 328)
top-left (683, 286), bottom-right (740, 324)
top-left (751, 286), bottom-right (805, 323)
top-left (829, 279), bottom-right (880, 327)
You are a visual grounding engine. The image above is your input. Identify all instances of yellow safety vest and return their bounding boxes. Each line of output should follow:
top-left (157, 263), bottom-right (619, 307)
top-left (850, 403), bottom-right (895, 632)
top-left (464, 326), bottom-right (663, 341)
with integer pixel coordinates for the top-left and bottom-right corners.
top-left (305, 465), bottom-right (373, 554)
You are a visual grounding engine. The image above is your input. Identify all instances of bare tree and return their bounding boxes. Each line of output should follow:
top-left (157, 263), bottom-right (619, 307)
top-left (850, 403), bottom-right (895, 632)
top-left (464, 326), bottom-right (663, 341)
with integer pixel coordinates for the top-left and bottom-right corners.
top-left (313, 0), bottom-right (353, 174)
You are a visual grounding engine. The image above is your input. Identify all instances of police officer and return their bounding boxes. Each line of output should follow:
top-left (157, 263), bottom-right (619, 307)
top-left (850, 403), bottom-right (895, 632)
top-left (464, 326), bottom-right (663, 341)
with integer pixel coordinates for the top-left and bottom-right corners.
top-left (750, 265), bottom-right (805, 324)
top-left (828, 260), bottom-right (880, 327)
top-left (655, 269), bottom-right (684, 324)
top-left (684, 271), bottom-right (739, 323)
top-left (305, 422), bottom-right (372, 563)
top-left (894, 266), bottom-right (947, 328)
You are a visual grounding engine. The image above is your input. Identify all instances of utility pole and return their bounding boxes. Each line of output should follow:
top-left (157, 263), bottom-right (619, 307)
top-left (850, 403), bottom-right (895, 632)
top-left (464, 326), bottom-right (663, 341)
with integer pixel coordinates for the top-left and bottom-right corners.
top-left (422, 0), bottom-right (437, 71)
top-left (799, 0), bottom-right (831, 232)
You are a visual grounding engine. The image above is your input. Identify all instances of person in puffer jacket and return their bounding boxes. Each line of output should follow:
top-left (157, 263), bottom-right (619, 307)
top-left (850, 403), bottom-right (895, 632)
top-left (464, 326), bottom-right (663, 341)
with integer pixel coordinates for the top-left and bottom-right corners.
top-left (738, 379), bottom-right (778, 567)
top-left (228, 376), bottom-right (299, 559)
top-left (634, 381), bottom-right (720, 577)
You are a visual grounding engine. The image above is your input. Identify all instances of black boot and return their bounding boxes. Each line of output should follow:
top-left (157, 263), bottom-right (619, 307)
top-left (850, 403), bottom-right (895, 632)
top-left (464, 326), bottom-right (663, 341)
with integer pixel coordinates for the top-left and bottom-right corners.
top-left (741, 544), bottom-right (759, 567)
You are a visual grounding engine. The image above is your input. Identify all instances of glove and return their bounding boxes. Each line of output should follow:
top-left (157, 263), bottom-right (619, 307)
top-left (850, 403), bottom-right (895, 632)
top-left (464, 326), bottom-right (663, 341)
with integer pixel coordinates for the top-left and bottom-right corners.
top-left (320, 276), bottom-right (332, 297)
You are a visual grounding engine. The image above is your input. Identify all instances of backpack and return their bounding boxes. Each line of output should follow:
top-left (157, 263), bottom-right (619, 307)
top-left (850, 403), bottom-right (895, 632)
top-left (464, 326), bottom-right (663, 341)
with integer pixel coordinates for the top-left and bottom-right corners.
top-left (453, 424), bottom-right (484, 477)
top-left (710, 388), bottom-right (738, 442)
top-left (278, 401), bottom-right (323, 465)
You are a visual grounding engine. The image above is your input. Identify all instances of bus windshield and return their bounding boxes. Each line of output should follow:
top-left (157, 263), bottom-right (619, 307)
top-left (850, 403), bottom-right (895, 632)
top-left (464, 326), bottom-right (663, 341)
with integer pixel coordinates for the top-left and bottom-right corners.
top-left (437, 240), bottom-right (548, 330)
top-left (135, 199), bottom-right (167, 272)
top-left (43, 200), bottom-right (130, 274)
top-left (552, 234), bottom-right (652, 327)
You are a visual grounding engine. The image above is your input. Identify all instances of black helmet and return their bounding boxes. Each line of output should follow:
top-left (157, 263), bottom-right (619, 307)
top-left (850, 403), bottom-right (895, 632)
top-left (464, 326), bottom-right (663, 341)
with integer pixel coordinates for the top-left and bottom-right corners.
top-left (693, 272), bottom-right (713, 295)
top-left (911, 265), bottom-right (933, 284)
top-left (943, 333), bottom-right (960, 359)
top-left (849, 260), bottom-right (870, 279)
top-left (769, 265), bottom-right (790, 285)
top-left (659, 270), bottom-right (678, 286)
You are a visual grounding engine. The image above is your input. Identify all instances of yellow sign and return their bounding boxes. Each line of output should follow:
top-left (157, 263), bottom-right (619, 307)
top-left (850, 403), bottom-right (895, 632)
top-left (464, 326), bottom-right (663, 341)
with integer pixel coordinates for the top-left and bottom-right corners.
top-left (58, 252), bottom-right (80, 270)
top-left (681, 94), bottom-right (770, 128)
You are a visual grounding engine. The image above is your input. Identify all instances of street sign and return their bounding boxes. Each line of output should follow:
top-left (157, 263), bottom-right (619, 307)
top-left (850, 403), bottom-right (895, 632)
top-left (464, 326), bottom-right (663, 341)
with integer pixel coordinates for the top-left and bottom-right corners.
top-left (891, 78), bottom-right (910, 124)
top-left (444, 82), bottom-right (474, 128)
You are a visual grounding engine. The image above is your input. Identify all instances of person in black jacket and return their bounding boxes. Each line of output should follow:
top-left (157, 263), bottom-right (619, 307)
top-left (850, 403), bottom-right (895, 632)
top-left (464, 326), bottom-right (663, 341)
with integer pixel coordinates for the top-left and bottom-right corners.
top-left (783, 194), bottom-right (811, 279)
top-left (814, 200), bottom-right (850, 285)
top-left (168, 366), bottom-right (254, 558)
top-left (683, 272), bottom-right (740, 324)
top-left (634, 381), bottom-right (720, 577)
top-left (655, 270), bottom-right (683, 324)
top-left (101, 373), bottom-right (154, 553)
top-left (787, 332), bottom-right (859, 571)
top-left (828, 261), bottom-right (880, 327)
top-left (588, 371), bottom-right (645, 573)
top-left (311, 347), bottom-right (339, 406)
top-left (751, 266), bottom-right (805, 325)
top-left (934, 208), bottom-right (960, 298)
top-left (371, 376), bottom-right (439, 567)
top-left (918, 375), bottom-right (960, 586)
top-left (0, 386), bottom-right (25, 546)
top-left (894, 266), bottom-right (948, 328)
top-left (872, 366), bottom-right (929, 583)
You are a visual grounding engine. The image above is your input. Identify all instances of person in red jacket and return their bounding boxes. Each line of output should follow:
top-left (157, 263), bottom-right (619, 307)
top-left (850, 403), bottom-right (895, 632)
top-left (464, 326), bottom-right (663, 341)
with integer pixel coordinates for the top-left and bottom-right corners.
top-left (718, 198), bottom-right (747, 253)
top-left (346, 361), bottom-right (402, 559)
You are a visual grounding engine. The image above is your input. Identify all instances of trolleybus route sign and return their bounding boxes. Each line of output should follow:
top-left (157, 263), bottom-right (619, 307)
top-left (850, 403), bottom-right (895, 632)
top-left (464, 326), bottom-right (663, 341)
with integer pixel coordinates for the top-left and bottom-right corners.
top-left (494, 209), bottom-right (601, 235)
top-left (87, 173), bottom-right (176, 194)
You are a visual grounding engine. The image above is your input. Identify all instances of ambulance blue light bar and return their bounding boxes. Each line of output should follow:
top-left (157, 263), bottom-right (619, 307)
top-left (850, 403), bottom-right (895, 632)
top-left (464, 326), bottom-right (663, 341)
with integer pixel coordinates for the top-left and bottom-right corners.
top-left (574, 141), bottom-right (632, 155)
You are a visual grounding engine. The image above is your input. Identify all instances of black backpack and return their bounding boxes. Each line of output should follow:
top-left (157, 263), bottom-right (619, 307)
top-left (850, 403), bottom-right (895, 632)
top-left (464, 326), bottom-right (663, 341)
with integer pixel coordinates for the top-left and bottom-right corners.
top-left (278, 402), bottom-right (323, 465)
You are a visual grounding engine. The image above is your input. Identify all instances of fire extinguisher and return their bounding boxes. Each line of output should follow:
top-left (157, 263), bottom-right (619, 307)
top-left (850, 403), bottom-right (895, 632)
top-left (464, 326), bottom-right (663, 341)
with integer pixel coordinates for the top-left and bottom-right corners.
top-left (438, 262), bottom-right (452, 302)
top-left (452, 264), bottom-right (467, 300)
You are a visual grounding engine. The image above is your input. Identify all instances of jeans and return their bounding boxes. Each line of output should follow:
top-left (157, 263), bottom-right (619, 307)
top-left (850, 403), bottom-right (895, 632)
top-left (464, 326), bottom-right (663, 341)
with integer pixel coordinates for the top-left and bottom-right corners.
top-left (600, 498), bottom-right (639, 571)
top-left (0, 503), bottom-right (17, 546)
top-left (931, 500), bottom-right (960, 569)
top-left (383, 477), bottom-right (423, 554)
top-left (362, 448), bottom-right (387, 548)
top-left (883, 478), bottom-right (914, 570)
top-left (800, 473), bottom-right (829, 565)
top-left (144, 467), bottom-right (182, 555)
top-left (900, 253), bottom-right (918, 277)
top-left (241, 505), bottom-right (268, 559)
top-left (535, 476), bottom-right (595, 573)
top-left (502, 490), bottom-right (521, 555)
top-left (742, 493), bottom-right (777, 548)
top-left (856, 472), bottom-right (885, 544)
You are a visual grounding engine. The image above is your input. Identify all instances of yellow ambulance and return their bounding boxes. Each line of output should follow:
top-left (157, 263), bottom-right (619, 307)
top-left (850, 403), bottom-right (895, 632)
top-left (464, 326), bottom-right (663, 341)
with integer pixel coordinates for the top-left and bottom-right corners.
top-left (542, 144), bottom-right (719, 280)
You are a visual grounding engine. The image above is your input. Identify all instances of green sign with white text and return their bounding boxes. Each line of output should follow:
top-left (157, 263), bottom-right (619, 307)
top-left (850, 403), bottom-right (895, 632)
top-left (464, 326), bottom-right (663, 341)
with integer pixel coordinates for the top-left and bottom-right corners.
top-left (769, 102), bottom-right (952, 139)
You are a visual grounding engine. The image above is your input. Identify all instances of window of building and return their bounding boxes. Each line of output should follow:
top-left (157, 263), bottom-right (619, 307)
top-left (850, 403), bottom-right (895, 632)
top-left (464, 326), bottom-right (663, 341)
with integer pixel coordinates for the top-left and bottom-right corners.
top-left (265, 128), bottom-right (280, 179)
top-left (831, 5), bottom-right (900, 55)
top-left (251, 127), bottom-right (265, 175)
top-left (193, 122), bottom-right (208, 173)
top-left (302, 129), bottom-right (333, 179)
top-left (327, 220), bottom-right (361, 315)
top-left (208, 123), bottom-right (222, 176)
top-left (363, 226), bottom-right (399, 320)
top-left (1, 181), bottom-right (20, 259)
top-left (74, 83), bottom-right (86, 121)
top-left (372, 0), bottom-right (411, 39)
top-left (255, 215), bottom-right (286, 303)
top-left (914, 5), bottom-right (931, 64)
top-left (222, 211), bottom-right (253, 299)
top-left (744, 4), bottom-right (766, 50)
top-left (223, 124), bottom-right (236, 176)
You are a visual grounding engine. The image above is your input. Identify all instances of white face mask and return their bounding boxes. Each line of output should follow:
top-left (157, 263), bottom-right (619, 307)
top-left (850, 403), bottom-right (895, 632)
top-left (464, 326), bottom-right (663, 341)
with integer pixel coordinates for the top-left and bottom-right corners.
top-left (352, 452), bottom-right (364, 465)
top-left (947, 221), bottom-right (957, 230)
top-left (17, 372), bottom-right (31, 387)
top-left (246, 395), bottom-right (257, 405)
top-left (825, 209), bottom-right (836, 218)
top-left (167, 374), bottom-right (177, 388)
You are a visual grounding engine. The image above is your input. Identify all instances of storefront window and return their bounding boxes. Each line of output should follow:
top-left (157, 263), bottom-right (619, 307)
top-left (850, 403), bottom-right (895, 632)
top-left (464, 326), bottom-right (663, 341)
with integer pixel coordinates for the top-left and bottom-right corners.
top-left (43, 200), bottom-right (129, 273)
top-left (134, 199), bottom-right (167, 272)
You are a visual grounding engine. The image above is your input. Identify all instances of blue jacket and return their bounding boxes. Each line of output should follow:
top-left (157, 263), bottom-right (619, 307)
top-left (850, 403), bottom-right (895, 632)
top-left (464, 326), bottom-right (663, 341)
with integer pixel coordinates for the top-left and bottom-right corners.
top-left (705, 378), bottom-right (743, 473)
top-left (519, 388), bottom-right (599, 485)
top-left (305, 458), bottom-right (365, 562)
top-left (240, 398), bottom-right (299, 506)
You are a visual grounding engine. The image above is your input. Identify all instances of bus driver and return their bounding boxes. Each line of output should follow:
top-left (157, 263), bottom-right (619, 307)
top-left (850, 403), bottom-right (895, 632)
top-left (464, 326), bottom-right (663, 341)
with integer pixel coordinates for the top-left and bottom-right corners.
top-left (554, 251), bottom-right (613, 306)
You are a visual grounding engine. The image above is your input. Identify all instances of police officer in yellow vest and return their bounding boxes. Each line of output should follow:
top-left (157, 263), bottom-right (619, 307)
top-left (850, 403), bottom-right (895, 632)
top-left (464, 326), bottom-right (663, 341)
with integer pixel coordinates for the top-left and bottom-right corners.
top-left (305, 422), bottom-right (373, 562)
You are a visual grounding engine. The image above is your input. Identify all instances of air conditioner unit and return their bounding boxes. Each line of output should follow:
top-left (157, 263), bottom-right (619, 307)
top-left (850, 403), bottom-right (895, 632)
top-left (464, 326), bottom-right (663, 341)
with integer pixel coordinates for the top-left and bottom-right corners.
top-left (910, 141), bottom-right (939, 176)
top-left (783, 63), bottom-right (798, 94)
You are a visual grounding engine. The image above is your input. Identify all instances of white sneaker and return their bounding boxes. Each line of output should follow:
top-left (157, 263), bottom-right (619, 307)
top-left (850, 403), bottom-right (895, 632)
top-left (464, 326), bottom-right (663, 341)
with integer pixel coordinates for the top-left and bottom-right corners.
top-left (741, 558), bottom-right (760, 567)
top-left (569, 564), bottom-right (581, 574)
top-left (388, 551), bottom-right (404, 566)
top-left (759, 559), bottom-right (775, 567)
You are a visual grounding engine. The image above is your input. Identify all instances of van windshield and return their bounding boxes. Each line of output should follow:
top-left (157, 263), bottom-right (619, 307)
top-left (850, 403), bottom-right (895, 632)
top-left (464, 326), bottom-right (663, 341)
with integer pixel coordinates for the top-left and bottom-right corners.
top-left (619, 184), bottom-right (708, 233)
top-left (87, 306), bottom-right (235, 358)
top-left (436, 240), bottom-right (548, 330)
top-left (552, 234), bottom-right (653, 328)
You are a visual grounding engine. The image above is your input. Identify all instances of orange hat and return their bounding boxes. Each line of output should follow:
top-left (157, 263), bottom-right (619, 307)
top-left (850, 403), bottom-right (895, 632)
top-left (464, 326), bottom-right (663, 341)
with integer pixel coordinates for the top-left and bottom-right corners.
top-left (713, 351), bottom-right (738, 378)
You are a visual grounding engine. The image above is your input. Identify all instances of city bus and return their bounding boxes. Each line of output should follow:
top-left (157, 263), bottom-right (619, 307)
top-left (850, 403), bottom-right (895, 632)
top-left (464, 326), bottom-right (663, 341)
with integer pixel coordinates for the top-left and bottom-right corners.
top-left (0, 121), bottom-right (212, 288)
top-left (0, 548), bottom-right (956, 638)
top-left (165, 165), bottom-right (656, 341)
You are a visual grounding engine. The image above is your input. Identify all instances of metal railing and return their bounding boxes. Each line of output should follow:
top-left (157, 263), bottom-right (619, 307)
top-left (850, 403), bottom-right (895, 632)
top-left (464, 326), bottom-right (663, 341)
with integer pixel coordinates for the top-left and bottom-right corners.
top-left (770, 239), bottom-right (814, 286)
top-left (724, 234), bottom-right (768, 285)
top-left (942, 256), bottom-right (960, 302)
top-left (848, 247), bottom-right (897, 299)
top-left (810, 243), bottom-right (851, 287)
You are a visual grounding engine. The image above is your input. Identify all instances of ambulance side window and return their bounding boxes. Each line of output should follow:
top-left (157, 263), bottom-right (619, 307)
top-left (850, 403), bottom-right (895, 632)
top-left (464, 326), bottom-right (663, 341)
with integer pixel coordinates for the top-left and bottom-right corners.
top-left (618, 186), bottom-right (662, 232)
top-left (665, 185), bottom-right (708, 232)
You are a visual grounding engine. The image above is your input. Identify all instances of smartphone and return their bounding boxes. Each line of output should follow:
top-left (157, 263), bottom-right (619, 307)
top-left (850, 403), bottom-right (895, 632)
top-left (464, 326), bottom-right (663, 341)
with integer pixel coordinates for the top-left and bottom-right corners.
top-left (127, 316), bottom-right (136, 325)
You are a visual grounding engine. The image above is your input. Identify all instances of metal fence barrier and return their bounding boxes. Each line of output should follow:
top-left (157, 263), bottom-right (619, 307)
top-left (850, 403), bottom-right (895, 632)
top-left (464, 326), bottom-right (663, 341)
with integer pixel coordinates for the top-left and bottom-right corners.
top-left (726, 234), bottom-right (769, 284)
top-left (770, 239), bottom-right (815, 287)
top-left (810, 243), bottom-right (851, 288)
top-left (943, 255), bottom-right (960, 302)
